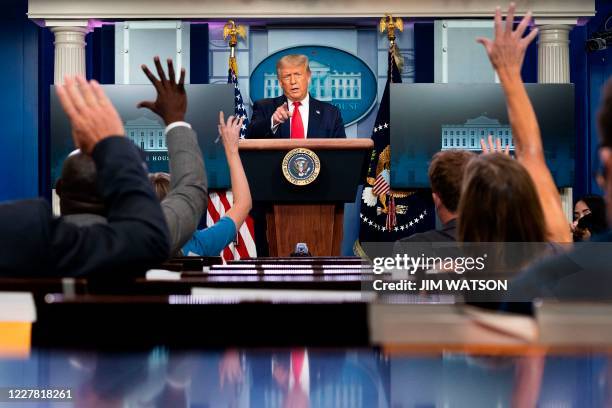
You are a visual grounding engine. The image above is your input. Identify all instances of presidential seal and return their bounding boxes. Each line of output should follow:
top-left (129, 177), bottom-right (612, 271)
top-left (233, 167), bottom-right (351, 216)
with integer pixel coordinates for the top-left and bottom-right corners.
top-left (282, 148), bottom-right (321, 186)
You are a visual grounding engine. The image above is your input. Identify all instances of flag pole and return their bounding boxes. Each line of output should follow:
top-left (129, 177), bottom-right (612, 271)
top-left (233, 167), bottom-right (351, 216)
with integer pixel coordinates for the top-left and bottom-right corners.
top-left (223, 20), bottom-right (246, 75)
top-left (379, 14), bottom-right (404, 74)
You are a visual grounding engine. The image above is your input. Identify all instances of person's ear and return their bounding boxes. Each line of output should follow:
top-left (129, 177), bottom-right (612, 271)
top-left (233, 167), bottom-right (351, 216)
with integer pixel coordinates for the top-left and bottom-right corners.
top-left (432, 192), bottom-right (442, 209)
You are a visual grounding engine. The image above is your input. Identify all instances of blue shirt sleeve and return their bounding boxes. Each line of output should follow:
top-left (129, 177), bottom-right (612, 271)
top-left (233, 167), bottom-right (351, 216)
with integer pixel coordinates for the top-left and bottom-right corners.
top-left (181, 216), bottom-right (237, 257)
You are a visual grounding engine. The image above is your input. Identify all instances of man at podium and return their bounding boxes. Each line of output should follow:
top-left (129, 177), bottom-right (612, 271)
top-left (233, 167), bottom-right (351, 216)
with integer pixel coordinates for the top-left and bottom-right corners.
top-left (246, 54), bottom-right (346, 139)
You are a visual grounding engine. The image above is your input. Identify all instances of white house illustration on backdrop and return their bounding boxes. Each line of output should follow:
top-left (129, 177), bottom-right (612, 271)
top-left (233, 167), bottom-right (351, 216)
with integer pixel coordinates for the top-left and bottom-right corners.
top-left (264, 61), bottom-right (361, 101)
top-left (441, 115), bottom-right (515, 151)
top-left (125, 117), bottom-right (166, 152)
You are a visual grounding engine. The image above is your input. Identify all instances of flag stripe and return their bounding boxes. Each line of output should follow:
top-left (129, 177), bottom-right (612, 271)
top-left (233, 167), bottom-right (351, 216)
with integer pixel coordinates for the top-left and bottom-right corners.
top-left (216, 192), bottom-right (239, 260)
top-left (218, 192), bottom-right (251, 259)
top-left (206, 191), bottom-right (234, 261)
top-left (204, 67), bottom-right (257, 261)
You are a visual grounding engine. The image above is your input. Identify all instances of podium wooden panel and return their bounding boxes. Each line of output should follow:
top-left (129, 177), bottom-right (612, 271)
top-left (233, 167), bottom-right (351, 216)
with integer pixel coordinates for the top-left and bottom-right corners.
top-left (239, 138), bottom-right (372, 257)
top-left (266, 204), bottom-right (344, 257)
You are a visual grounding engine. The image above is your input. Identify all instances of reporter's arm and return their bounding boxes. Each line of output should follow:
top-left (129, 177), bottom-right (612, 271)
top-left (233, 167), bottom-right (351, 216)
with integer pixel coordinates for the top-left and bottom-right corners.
top-left (182, 217), bottom-right (236, 257)
top-left (162, 124), bottom-right (208, 253)
top-left (137, 58), bottom-right (209, 253)
top-left (0, 137), bottom-right (170, 277)
top-left (44, 76), bottom-right (169, 276)
top-left (499, 73), bottom-right (569, 242)
top-left (479, 4), bottom-right (571, 243)
top-left (49, 137), bottom-right (170, 276)
top-left (221, 114), bottom-right (252, 230)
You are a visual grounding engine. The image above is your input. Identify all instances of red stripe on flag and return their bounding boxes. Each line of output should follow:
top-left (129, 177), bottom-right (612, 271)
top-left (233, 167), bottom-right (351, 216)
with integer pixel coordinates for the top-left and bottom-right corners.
top-left (207, 196), bottom-right (221, 224)
top-left (218, 192), bottom-right (232, 213)
top-left (217, 192), bottom-right (250, 260)
top-left (223, 246), bottom-right (234, 261)
top-left (235, 232), bottom-right (250, 259)
top-left (207, 192), bottom-right (234, 260)
top-left (245, 215), bottom-right (255, 240)
top-left (372, 176), bottom-right (390, 196)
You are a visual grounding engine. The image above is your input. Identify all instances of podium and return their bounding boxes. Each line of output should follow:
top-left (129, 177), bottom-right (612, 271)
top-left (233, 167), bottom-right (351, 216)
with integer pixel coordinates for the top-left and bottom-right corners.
top-left (239, 138), bottom-right (373, 257)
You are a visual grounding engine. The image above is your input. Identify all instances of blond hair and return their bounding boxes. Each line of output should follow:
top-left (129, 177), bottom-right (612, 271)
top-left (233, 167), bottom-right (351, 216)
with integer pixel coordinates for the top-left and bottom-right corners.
top-left (148, 172), bottom-right (171, 201)
top-left (276, 54), bottom-right (311, 75)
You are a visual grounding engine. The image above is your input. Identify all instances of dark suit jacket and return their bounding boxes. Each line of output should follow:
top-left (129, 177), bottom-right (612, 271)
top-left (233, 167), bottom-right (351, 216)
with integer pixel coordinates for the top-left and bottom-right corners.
top-left (246, 94), bottom-right (346, 139)
top-left (0, 137), bottom-right (170, 277)
top-left (63, 126), bottom-right (207, 255)
top-left (400, 219), bottom-right (457, 242)
top-left (507, 231), bottom-right (612, 302)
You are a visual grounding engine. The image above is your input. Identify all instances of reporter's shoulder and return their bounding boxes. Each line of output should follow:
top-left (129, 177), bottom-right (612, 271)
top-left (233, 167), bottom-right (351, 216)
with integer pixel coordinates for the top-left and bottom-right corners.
top-left (0, 198), bottom-right (50, 214)
top-left (0, 198), bottom-right (53, 230)
top-left (398, 232), bottom-right (428, 243)
top-left (91, 136), bottom-right (135, 156)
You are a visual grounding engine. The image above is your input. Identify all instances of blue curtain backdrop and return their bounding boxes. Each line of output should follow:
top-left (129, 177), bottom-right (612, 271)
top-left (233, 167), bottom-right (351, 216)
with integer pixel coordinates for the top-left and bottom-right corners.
top-left (0, 0), bottom-right (39, 200)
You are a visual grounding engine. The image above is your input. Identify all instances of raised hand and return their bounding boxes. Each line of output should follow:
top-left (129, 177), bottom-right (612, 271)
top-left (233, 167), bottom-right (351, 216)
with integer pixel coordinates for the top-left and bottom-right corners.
top-left (56, 76), bottom-right (125, 154)
top-left (218, 111), bottom-right (243, 155)
top-left (272, 102), bottom-right (291, 126)
top-left (476, 2), bottom-right (538, 78)
top-left (138, 56), bottom-right (187, 125)
top-left (480, 134), bottom-right (510, 155)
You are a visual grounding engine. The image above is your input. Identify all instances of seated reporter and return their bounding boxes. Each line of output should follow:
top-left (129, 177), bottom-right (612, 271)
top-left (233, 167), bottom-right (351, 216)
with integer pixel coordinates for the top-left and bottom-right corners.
top-left (0, 77), bottom-right (169, 276)
top-left (142, 112), bottom-right (253, 257)
top-left (57, 57), bottom-right (208, 255)
top-left (181, 113), bottom-right (253, 257)
top-left (400, 150), bottom-right (475, 242)
top-left (571, 194), bottom-right (607, 241)
top-left (506, 78), bottom-right (612, 301)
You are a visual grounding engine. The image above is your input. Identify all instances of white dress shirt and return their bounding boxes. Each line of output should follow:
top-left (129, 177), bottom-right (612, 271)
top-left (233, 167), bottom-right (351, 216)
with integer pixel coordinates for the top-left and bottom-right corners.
top-left (271, 94), bottom-right (310, 138)
top-left (165, 121), bottom-right (192, 134)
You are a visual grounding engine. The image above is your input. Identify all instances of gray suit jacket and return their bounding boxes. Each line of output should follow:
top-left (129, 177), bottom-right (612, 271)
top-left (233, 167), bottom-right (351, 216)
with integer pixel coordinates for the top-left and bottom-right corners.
top-left (64, 125), bottom-right (207, 255)
top-left (160, 125), bottom-right (208, 254)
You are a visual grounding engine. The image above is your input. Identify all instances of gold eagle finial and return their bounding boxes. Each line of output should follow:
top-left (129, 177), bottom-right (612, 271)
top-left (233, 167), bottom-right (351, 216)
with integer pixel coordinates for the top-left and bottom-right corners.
top-left (379, 14), bottom-right (404, 45)
top-left (223, 20), bottom-right (247, 75)
top-left (379, 14), bottom-right (405, 72)
top-left (223, 20), bottom-right (247, 48)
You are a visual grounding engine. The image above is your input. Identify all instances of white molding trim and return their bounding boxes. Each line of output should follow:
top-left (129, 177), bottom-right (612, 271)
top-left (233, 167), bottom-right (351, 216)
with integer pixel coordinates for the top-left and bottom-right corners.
top-left (43, 19), bottom-right (90, 27)
top-left (534, 18), bottom-right (579, 26)
top-left (29, 0), bottom-right (595, 20)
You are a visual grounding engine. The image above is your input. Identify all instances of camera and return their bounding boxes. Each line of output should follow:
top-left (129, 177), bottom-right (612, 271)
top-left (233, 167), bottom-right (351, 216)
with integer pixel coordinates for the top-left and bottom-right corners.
top-left (586, 31), bottom-right (612, 52)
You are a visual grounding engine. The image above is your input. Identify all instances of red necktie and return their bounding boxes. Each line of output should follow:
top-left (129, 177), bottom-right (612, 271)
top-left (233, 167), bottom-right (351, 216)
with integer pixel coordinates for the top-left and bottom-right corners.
top-left (291, 348), bottom-right (305, 385)
top-left (290, 101), bottom-right (305, 139)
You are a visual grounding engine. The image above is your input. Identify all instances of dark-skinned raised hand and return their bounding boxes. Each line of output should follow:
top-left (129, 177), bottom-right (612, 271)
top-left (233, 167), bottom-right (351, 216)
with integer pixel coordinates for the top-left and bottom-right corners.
top-left (137, 56), bottom-right (187, 125)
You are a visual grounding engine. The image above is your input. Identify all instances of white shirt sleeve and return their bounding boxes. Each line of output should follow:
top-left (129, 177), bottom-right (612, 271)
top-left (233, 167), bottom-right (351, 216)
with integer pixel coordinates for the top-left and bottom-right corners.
top-left (165, 121), bottom-right (192, 135)
top-left (271, 116), bottom-right (280, 134)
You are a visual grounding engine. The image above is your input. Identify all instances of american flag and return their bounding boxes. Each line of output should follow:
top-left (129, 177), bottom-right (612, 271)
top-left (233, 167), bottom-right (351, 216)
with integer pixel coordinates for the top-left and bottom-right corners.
top-left (357, 49), bottom-right (434, 244)
top-left (230, 68), bottom-right (249, 138)
top-left (372, 171), bottom-right (390, 196)
top-left (205, 68), bottom-right (257, 261)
